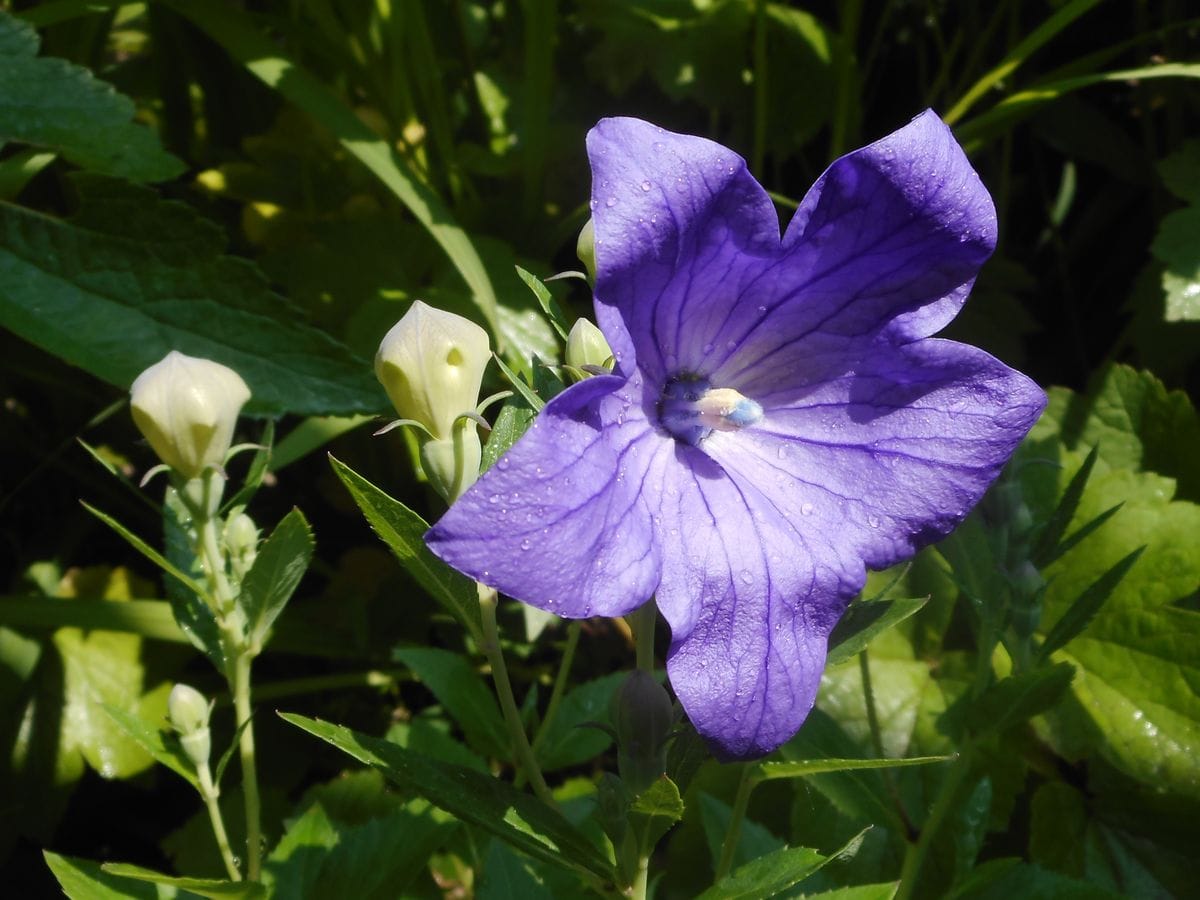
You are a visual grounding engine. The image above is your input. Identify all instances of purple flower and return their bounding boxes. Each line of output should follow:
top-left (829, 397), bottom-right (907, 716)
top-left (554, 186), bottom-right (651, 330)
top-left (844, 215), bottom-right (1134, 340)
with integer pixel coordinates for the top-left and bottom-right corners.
top-left (427, 111), bottom-right (1045, 759)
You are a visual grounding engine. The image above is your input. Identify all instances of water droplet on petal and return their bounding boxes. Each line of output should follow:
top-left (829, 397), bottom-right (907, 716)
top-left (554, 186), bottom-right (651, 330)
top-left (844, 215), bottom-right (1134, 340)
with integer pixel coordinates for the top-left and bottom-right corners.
top-left (867, 514), bottom-right (881, 528)
top-left (488, 494), bottom-right (500, 504)
top-left (520, 539), bottom-right (531, 550)
top-left (605, 196), bottom-right (617, 207)
top-left (740, 570), bottom-right (754, 584)
top-left (498, 457), bottom-right (510, 470)
top-left (757, 305), bottom-right (767, 313)
top-left (776, 445), bottom-right (787, 460)
top-left (801, 503), bottom-right (814, 516)
top-left (640, 180), bottom-right (652, 191)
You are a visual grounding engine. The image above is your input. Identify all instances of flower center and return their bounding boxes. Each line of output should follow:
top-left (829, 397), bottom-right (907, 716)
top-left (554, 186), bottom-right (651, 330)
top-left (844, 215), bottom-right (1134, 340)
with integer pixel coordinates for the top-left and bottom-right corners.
top-left (658, 375), bottom-right (763, 445)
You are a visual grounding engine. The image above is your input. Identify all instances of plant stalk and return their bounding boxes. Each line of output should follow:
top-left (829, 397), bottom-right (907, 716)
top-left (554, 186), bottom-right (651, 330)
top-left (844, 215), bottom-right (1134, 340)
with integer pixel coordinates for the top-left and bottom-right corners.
top-left (232, 651), bottom-right (262, 881)
top-left (715, 763), bottom-right (756, 882)
top-left (197, 763), bottom-right (241, 881)
top-left (631, 601), bottom-right (656, 673)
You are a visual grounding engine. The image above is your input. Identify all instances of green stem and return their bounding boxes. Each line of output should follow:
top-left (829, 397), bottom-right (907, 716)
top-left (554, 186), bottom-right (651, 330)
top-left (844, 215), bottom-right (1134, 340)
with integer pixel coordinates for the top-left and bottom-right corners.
top-left (531, 620), bottom-right (581, 756)
top-left (232, 651), bottom-right (262, 881)
top-left (894, 746), bottom-right (974, 900)
top-left (751, 0), bottom-right (768, 175)
top-left (859, 650), bottom-right (886, 758)
top-left (478, 584), bottom-right (556, 808)
top-left (632, 852), bottom-right (651, 900)
top-left (715, 763), bottom-right (756, 881)
top-left (630, 601), bottom-right (656, 673)
top-left (190, 473), bottom-right (235, 613)
top-left (197, 763), bottom-right (241, 881)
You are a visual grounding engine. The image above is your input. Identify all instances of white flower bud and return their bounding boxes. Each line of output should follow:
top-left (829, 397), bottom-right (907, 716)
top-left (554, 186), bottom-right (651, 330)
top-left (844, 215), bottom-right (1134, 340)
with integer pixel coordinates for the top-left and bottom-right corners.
top-left (224, 511), bottom-right (260, 581)
top-left (565, 318), bottom-right (613, 373)
top-left (130, 352), bottom-right (251, 480)
top-left (168, 683), bottom-right (212, 767)
top-left (576, 217), bottom-right (596, 281)
top-left (374, 301), bottom-right (491, 441)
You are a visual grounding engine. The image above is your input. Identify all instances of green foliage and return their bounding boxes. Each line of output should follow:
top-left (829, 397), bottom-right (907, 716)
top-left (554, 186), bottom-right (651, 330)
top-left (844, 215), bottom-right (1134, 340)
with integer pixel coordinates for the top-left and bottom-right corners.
top-left (239, 508), bottom-right (314, 648)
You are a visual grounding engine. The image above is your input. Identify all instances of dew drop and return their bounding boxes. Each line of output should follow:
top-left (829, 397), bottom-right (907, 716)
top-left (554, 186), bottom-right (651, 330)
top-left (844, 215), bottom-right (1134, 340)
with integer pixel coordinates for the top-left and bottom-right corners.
top-left (605, 196), bottom-right (617, 207)
top-left (498, 457), bottom-right (510, 469)
top-left (589, 199), bottom-right (596, 210)
top-left (757, 305), bottom-right (767, 313)
top-left (867, 514), bottom-right (881, 528)
top-left (520, 539), bottom-right (531, 550)
top-left (488, 494), bottom-right (500, 504)
top-left (726, 339), bottom-right (738, 350)
top-left (740, 570), bottom-right (754, 584)
top-left (703, 342), bottom-right (715, 353)
top-left (801, 502), bottom-right (814, 516)
top-left (776, 445), bottom-right (787, 460)
top-left (640, 180), bottom-right (652, 191)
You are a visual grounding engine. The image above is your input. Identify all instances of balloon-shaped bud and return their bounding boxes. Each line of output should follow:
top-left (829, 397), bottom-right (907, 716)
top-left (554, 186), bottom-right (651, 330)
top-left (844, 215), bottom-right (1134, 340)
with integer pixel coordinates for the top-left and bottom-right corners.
top-left (610, 669), bottom-right (675, 795)
top-left (168, 682), bottom-right (212, 767)
top-left (374, 301), bottom-right (491, 441)
top-left (565, 318), bottom-right (613, 374)
top-left (130, 352), bottom-right (250, 480)
top-left (576, 217), bottom-right (596, 281)
top-left (224, 511), bottom-right (260, 582)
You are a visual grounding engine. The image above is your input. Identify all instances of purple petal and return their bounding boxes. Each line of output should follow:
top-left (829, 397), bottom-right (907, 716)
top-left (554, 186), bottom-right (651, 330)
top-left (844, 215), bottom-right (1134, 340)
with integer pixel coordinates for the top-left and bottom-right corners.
top-left (587, 117), bottom-right (779, 382)
top-left (712, 110), bottom-right (997, 394)
top-left (649, 448), bottom-right (862, 760)
top-left (426, 374), bottom-right (669, 618)
top-left (705, 339), bottom-right (1046, 572)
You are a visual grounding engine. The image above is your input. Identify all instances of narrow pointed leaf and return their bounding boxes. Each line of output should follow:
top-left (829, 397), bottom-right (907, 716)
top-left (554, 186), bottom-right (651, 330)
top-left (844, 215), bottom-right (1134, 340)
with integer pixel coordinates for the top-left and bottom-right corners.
top-left (965, 663), bottom-right (1075, 736)
top-left (44, 851), bottom-right (168, 900)
top-left (826, 597), bottom-right (929, 667)
top-left (82, 502), bottom-right (208, 599)
top-left (393, 647), bottom-right (509, 760)
top-left (240, 508), bottom-right (314, 645)
top-left (102, 704), bottom-right (199, 788)
top-left (515, 266), bottom-right (570, 341)
top-left (1032, 445), bottom-right (1101, 565)
top-left (100, 864), bottom-right (264, 898)
top-left (753, 754), bottom-right (953, 782)
top-left (1036, 548), bottom-right (1144, 663)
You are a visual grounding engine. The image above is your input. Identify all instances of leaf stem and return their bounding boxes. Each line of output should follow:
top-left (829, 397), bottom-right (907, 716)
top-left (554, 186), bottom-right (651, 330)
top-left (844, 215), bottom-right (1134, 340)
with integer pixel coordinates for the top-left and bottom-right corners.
top-left (477, 584), bottom-right (556, 808)
top-left (715, 763), bottom-right (757, 881)
top-left (196, 762), bottom-right (241, 881)
top-left (632, 852), bottom-right (651, 900)
top-left (631, 601), bottom-right (656, 673)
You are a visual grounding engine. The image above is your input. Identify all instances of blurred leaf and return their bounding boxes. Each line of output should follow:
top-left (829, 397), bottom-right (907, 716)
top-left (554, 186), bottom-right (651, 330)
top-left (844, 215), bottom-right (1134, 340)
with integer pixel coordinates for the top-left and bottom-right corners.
top-left (281, 712), bottom-right (619, 885)
top-left (826, 597), bottom-right (929, 667)
top-left (477, 838), bottom-right (556, 900)
top-left (387, 717), bottom-right (490, 774)
top-left (44, 851), bottom-right (171, 899)
top-left (696, 829), bottom-right (867, 900)
top-left (699, 792), bottom-right (783, 876)
top-left (798, 885), bottom-right (898, 900)
top-left (1158, 139), bottom-right (1200, 203)
top-left (962, 664), bottom-right (1075, 737)
top-left (536, 671), bottom-right (623, 771)
top-left (393, 647), bottom-right (509, 760)
top-left (160, 0), bottom-right (500, 339)
top-left (101, 864), bottom-right (263, 898)
top-left (948, 858), bottom-right (1124, 900)
top-left (0, 11), bottom-right (183, 181)
top-left (240, 508), bottom-right (315, 647)
top-left (0, 175), bottom-right (381, 417)
top-left (1151, 207), bottom-right (1200, 322)
top-left (329, 455), bottom-right (482, 642)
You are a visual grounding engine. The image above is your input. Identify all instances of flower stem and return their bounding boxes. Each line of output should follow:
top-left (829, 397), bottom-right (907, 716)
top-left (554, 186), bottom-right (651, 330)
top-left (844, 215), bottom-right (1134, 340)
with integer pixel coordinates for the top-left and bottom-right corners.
top-left (531, 620), bottom-right (581, 756)
top-left (631, 852), bottom-right (651, 900)
top-left (477, 584), bottom-right (556, 808)
top-left (196, 763), bottom-right (240, 881)
top-left (894, 746), bottom-right (974, 900)
top-left (231, 651), bottom-right (262, 881)
top-left (630, 601), bottom-right (656, 673)
top-left (715, 763), bottom-right (756, 882)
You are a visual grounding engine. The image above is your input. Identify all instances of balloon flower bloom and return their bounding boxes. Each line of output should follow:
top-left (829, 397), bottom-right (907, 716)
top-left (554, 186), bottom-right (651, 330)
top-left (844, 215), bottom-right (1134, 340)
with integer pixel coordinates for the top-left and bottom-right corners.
top-left (428, 111), bottom-right (1045, 759)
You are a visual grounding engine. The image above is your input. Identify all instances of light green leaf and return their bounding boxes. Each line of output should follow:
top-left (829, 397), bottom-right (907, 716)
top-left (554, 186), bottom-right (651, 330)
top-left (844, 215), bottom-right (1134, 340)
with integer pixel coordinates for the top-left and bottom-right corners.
top-left (281, 712), bottom-right (618, 886)
top-left (481, 403), bottom-right (535, 472)
top-left (798, 884), bottom-right (898, 900)
top-left (0, 175), bottom-right (382, 417)
top-left (158, 0), bottom-right (499, 340)
top-left (630, 776), bottom-right (684, 850)
top-left (102, 704), bottom-right (199, 788)
top-left (0, 11), bottom-right (183, 182)
top-left (240, 508), bottom-right (314, 646)
top-left (1151, 207), bottom-right (1200, 322)
top-left (754, 754), bottom-right (953, 782)
top-left (393, 647), bottom-right (509, 760)
top-left (101, 863), bottom-right (264, 899)
top-left (696, 830), bottom-right (868, 900)
top-left (328, 455), bottom-right (482, 642)
top-left (826, 597), bottom-right (929, 667)
top-left (44, 851), bottom-right (172, 899)
top-left (515, 266), bottom-right (570, 342)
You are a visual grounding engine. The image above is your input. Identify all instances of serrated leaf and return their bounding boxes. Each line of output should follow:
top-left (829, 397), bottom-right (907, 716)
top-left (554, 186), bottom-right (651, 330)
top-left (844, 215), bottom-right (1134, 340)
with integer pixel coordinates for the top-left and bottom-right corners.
top-left (101, 863), bottom-right (264, 898)
top-left (101, 704), bottom-right (198, 788)
top-left (0, 175), bottom-right (382, 418)
top-left (696, 829), bottom-right (868, 900)
top-left (481, 403), bottom-right (535, 472)
top-left (329, 455), bottom-right (482, 642)
top-left (630, 776), bottom-right (684, 849)
top-left (240, 508), bottom-right (314, 646)
top-left (44, 851), bottom-right (171, 899)
top-left (280, 713), bottom-right (618, 886)
top-left (393, 647), bottom-right (509, 760)
top-left (826, 597), bottom-right (929, 667)
top-left (0, 12), bottom-right (183, 182)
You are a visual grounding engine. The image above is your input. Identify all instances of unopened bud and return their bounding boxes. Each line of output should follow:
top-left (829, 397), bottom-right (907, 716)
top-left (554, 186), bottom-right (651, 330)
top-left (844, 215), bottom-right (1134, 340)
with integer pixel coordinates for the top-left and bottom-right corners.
top-left (168, 683), bottom-right (212, 767)
top-left (576, 218), bottom-right (596, 281)
top-left (565, 319), bottom-right (613, 375)
top-left (130, 352), bottom-right (250, 480)
top-left (224, 511), bottom-right (259, 581)
top-left (375, 301), bottom-right (491, 441)
top-left (420, 426), bottom-right (483, 504)
top-left (610, 670), bottom-right (674, 794)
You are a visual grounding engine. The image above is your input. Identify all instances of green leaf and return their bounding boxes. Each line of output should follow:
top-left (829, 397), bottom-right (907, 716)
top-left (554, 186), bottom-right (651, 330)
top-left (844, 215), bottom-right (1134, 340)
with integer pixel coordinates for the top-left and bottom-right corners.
top-left (101, 863), bottom-right (264, 898)
top-left (963, 664), bottom-right (1075, 737)
top-left (240, 508), bottom-right (314, 646)
top-left (1032, 444), bottom-right (1100, 565)
top-left (1151, 206), bottom-right (1200, 322)
top-left (0, 11), bottom-right (183, 182)
top-left (0, 595), bottom-right (188, 644)
top-left (82, 502), bottom-right (207, 600)
top-left (515, 266), bottom-right (570, 342)
top-left (948, 858), bottom-right (1125, 900)
top-left (798, 884), bottom-right (898, 900)
top-left (492, 354), bottom-right (546, 412)
top-left (699, 792), bottom-right (784, 876)
top-left (1035, 548), bottom-right (1143, 662)
top-left (158, 0), bottom-right (499, 340)
top-left (393, 647), bottom-right (509, 760)
top-left (44, 851), bottom-right (171, 899)
top-left (630, 776), bottom-right (684, 850)
top-left (477, 837), bottom-right (556, 900)
top-left (329, 455), bottom-right (482, 642)
top-left (535, 672), bottom-right (624, 771)
top-left (696, 829), bottom-right (868, 900)
top-left (280, 712), bottom-right (618, 886)
top-left (481, 403), bottom-right (536, 472)
top-left (270, 415), bottom-right (373, 471)
top-left (265, 802), bottom-right (337, 896)
top-left (101, 704), bottom-right (199, 788)
top-left (222, 420), bottom-right (275, 511)
top-left (826, 597), bottom-right (929, 667)
top-left (754, 754), bottom-right (953, 782)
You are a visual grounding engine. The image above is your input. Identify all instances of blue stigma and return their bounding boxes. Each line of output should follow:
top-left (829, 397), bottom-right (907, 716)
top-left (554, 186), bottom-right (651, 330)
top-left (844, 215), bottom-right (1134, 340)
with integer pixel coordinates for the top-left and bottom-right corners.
top-left (658, 376), bottom-right (763, 445)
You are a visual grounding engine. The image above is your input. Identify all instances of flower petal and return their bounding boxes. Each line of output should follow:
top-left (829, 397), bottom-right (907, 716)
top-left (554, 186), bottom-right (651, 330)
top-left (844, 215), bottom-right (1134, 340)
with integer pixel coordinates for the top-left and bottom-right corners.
top-left (426, 374), bottom-right (666, 618)
top-left (710, 110), bottom-right (997, 395)
top-left (587, 117), bottom-right (779, 383)
top-left (705, 338), bottom-right (1046, 572)
top-left (650, 447), bottom-right (861, 759)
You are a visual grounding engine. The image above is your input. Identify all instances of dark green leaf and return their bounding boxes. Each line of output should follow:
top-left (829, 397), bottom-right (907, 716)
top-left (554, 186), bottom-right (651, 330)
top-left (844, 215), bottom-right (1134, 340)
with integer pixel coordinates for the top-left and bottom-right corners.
top-left (44, 851), bottom-right (167, 899)
top-left (826, 597), bottom-right (929, 667)
top-left (281, 713), bottom-right (618, 887)
top-left (964, 664), bottom-right (1075, 737)
top-left (948, 858), bottom-right (1125, 900)
top-left (696, 829), bottom-right (868, 900)
top-left (481, 403), bottom-right (535, 472)
top-left (393, 647), bottom-right (509, 760)
top-left (630, 776), bottom-right (684, 850)
top-left (82, 502), bottom-right (206, 600)
top-left (535, 672), bottom-right (624, 771)
top-left (0, 12), bottom-right (183, 181)
top-left (477, 836), bottom-right (556, 900)
top-left (240, 508), bottom-right (314, 646)
top-left (101, 863), bottom-right (264, 898)
top-left (329, 455), bottom-right (482, 642)
top-left (699, 792), bottom-right (784, 876)
top-left (222, 420), bottom-right (275, 512)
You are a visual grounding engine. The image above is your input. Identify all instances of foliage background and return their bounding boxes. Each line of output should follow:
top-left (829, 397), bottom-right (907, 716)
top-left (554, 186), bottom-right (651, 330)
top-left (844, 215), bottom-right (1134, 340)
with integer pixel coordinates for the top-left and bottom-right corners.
top-left (1, 0), bottom-right (1198, 897)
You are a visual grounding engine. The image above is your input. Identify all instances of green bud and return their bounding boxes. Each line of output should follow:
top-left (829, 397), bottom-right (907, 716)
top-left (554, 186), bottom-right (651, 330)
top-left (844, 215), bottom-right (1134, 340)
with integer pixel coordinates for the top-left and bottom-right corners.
top-left (419, 420), bottom-right (483, 504)
top-left (374, 301), bottom-right (491, 441)
top-left (223, 511), bottom-right (259, 582)
top-left (168, 683), bottom-right (212, 768)
top-left (565, 318), bottom-right (613, 375)
top-left (610, 670), bottom-right (674, 795)
top-left (130, 352), bottom-right (250, 479)
top-left (576, 218), bottom-right (596, 281)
